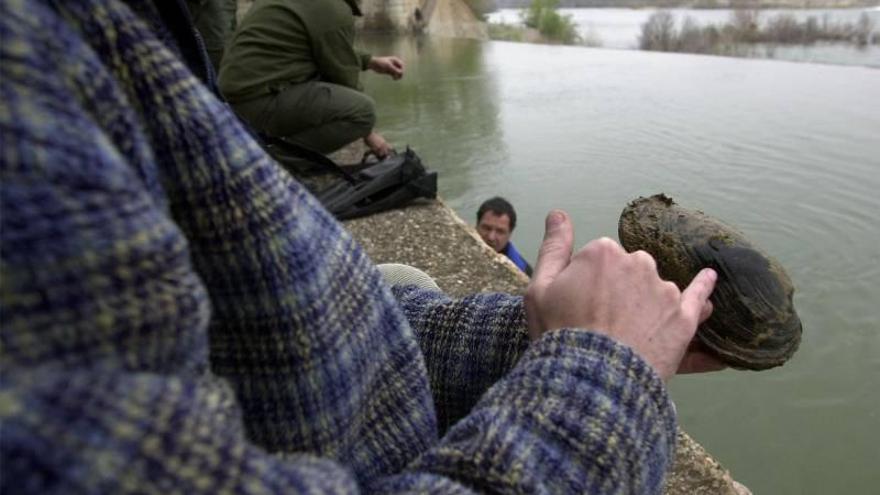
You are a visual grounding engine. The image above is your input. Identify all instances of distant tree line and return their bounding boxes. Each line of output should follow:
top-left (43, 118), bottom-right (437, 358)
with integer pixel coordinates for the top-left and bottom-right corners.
top-left (639, 9), bottom-right (877, 54)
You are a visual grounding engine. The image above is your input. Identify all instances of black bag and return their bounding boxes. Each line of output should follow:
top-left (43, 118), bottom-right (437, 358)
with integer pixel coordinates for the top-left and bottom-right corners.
top-left (262, 136), bottom-right (438, 220)
top-left (315, 148), bottom-right (438, 220)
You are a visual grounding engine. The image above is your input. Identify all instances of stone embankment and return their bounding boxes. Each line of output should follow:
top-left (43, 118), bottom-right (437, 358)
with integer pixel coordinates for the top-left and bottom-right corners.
top-left (344, 199), bottom-right (751, 495)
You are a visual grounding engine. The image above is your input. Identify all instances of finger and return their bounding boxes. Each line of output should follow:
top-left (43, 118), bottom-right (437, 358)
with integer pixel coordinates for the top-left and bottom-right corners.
top-left (699, 299), bottom-right (713, 324)
top-left (680, 268), bottom-right (717, 325)
top-left (532, 210), bottom-right (573, 287)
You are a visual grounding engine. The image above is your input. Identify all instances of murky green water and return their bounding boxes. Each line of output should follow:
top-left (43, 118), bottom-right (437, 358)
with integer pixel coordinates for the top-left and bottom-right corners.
top-left (359, 35), bottom-right (880, 494)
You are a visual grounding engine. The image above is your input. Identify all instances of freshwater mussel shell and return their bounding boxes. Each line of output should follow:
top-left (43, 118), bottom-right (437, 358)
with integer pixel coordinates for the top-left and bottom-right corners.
top-left (618, 194), bottom-right (802, 370)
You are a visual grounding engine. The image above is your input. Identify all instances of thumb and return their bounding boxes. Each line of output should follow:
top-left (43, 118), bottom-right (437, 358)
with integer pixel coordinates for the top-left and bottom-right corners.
top-left (532, 210), bottom-right (573, 287)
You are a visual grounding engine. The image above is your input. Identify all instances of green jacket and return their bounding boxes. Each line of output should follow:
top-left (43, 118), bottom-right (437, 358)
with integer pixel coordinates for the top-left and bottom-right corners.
top-left (219, 0), bottom-right (371, 102)
top-left (186, 0), bottom-right (237, 51)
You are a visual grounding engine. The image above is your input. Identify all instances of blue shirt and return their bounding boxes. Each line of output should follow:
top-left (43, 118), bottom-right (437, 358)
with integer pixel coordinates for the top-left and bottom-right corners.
top-left (503, 241), bottom-right (534, 277)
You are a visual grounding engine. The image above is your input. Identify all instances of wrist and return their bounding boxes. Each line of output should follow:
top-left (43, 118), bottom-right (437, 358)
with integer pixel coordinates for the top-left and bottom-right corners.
top-left (532, 329), bottom-right (673, 405)
top-left (360, 53), bottom-right (373, 71)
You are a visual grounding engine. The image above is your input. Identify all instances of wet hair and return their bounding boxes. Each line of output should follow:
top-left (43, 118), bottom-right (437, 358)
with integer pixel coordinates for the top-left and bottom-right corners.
top-left (477, 197), bottom-right (516, 231)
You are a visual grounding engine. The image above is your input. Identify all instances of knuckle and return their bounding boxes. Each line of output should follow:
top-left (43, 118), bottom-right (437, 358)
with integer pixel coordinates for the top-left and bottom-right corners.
top-left (662, 280), bottom-right (681, 299)
top-left (632, 250), bottom-right (657, 269)
top-left (595, 237), bottom-right (619, 251)
top-left (583, 237), bottom-right (621, 258)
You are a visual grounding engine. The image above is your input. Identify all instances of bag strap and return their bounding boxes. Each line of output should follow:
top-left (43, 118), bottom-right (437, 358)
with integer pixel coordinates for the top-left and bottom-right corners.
top-left (259, 134), bottom-right (357, 183)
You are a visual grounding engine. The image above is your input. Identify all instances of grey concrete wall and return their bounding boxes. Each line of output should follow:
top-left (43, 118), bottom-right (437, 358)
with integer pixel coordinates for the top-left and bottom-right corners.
top-left (424, 0), bottom-right (487, 39)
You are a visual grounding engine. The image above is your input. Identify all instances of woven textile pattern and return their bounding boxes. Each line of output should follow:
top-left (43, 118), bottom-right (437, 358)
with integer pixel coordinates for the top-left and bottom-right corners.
top-left (0, 0), bottom-right (677, 493)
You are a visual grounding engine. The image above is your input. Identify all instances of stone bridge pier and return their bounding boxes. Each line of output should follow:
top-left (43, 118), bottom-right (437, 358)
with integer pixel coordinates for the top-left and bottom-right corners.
top-left (359, 0), bottom-right (487, 39)
top-left (237, 1), bottom-right (486, 39)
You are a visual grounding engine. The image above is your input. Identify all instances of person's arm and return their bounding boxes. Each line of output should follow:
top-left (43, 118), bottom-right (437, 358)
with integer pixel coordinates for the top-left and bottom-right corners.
top-left (363, 131), bottom-right (392, 158)
top-left (356, 48), bottom-right (372, 71)
top-left (312, 25), bottom-right (363, 89)
top-left (312, 28), bottom-right (404, 88)
top-left (391, 287), bottom-right (530, 432)
top-left (2, 331), bottom-right (675, 494)
top-left (370, 328), bottom-right (677, 494)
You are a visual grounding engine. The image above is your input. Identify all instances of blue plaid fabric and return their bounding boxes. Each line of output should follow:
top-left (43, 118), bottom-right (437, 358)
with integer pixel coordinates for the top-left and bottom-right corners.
top-left (0, 0), bottom-right (677, 493)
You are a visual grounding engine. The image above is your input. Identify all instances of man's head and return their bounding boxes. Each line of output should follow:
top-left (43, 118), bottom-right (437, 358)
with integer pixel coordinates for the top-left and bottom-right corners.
top-left (476, 197), bottom-right (517, 253)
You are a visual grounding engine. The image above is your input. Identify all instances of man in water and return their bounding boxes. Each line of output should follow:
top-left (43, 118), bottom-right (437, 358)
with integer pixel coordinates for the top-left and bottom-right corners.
top-left (477, 197), bottom-right (534, 276)
top-left (218, 0), bottom-right (403, 157)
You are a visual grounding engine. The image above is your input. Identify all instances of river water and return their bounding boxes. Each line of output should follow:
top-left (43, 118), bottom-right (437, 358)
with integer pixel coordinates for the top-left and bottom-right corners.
top-left (359, 34), bottom-right (880, 494)
top-left (488, 7), bottom-right (880, 67)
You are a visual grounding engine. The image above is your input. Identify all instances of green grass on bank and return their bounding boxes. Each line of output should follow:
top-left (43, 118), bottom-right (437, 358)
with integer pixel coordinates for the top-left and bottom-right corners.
top-left (488, 22), bottom-right (528, 42)
top-left (488, 0), bottom-right (587, 45)
top-left (523, 0), bottom-right (581, 44)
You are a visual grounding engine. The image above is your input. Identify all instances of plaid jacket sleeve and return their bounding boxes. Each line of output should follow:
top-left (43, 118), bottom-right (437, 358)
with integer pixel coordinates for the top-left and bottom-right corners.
top-left (0, 1), bottom-right (677, 493)
top-left (391, 287), bottom-right (531, 432)
top-left (372, 329), bottom-right (678, 494)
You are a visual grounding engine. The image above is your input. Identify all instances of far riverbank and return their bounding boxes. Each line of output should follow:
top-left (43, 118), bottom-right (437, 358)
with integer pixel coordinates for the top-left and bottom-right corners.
top-left (487, 6), bottom-right (880, 66)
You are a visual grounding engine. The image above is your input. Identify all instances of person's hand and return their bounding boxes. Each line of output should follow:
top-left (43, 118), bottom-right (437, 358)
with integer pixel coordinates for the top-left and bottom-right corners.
top-left (368, 56), bottom-right (404, 80)
top-left (524, 210), bottom-right (718, 381)
top-left (363, 132), bottom-right (392, 158)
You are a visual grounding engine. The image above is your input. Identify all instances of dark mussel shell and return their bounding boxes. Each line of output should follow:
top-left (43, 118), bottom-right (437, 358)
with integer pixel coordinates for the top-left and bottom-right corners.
top-left (618, 194), bottom-right (802, 370)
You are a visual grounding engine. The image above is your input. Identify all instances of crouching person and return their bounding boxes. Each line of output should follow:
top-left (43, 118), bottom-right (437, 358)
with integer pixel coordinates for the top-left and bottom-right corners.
top-left (219, 0), bottom-right (404, 157)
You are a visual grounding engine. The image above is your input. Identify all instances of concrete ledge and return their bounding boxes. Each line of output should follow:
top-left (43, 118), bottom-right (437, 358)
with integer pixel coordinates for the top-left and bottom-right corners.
top-left (345, 199), bottom-right (528, 297)
top-left (344, 199), bottom-right (750, 495)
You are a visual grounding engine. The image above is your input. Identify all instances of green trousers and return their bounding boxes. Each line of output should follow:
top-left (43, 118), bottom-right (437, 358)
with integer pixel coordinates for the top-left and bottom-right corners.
top-left (232, 81), bottom-right (376, 154)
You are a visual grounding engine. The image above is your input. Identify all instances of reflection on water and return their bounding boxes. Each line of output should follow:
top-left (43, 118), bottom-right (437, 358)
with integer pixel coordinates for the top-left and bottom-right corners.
top-left (359, 35), bottom-right (880, 495)
top-left (361, 36), bottom-right (505, 201)
top-left (488, 7), bottom-right (880, 67)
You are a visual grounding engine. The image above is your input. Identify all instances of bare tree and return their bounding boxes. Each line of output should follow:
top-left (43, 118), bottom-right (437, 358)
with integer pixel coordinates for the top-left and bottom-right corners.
top-left (730, 8), bottom-right (761, 42)
top-left (854, 12), bottom-right (875, 46)
top-left (639, 11), bottom-right (676, 51)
